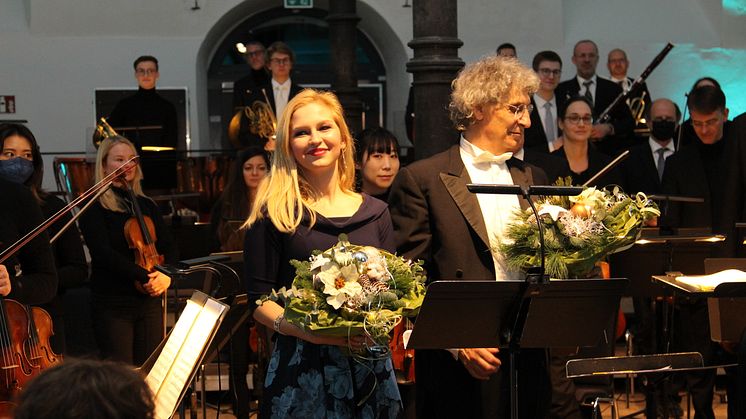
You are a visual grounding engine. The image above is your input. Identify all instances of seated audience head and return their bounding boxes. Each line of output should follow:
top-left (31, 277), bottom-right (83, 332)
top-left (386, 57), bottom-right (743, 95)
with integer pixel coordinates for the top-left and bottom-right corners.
top-left (248, 89), bottom-right (355, 232)
top-left (532, 50), bottom-right (563, 94)
top-left (221, 147), bottom-right (269, 218)
top-left (0, 123), bottom-right (45, 201)
top-left (690, 76), bottom-right (721, 92)
top-left (647, 98), bottom-right (680, 144)
top-left (496, 42), bottom-right (517, 58)
top-left (607, 48), bottom-right (629, 79)
top-left (687, 85), bottom-right (728, 145)
top-left (133, 55), bottom-right (159, 90)
top-left (354, 127), bottom-right (401, 197)
top-left (558, 96), bottom-right (594, 144)
top-left (243, 41), bottom-right (267, 71)
top-left (14, 358), bottom-right (155, 419)
top-left (266, 41), bottom-right (295, 83)
top-left (450, 56), bottom-right (539, 154)
top-left (571, 39), bottom-right (600, 79)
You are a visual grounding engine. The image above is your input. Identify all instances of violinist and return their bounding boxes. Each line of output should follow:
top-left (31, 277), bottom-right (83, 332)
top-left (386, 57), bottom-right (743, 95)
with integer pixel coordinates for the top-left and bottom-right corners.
top-left (0, 123), bottom-right (88, 355)
top-left (0, 170), bottom-right (57, 306)
top-left (79, 136), bottom-right (177, 365)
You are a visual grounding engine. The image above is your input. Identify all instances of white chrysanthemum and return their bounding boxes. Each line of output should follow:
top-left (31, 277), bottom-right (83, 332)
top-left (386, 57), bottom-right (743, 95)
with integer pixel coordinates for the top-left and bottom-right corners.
top-left (317, 264), bottom-right (363, 309)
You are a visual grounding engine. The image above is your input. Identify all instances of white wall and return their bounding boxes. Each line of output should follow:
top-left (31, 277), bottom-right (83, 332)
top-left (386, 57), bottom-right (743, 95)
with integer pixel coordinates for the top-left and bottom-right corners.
top-left (1, 0), bottom-right (744, 190)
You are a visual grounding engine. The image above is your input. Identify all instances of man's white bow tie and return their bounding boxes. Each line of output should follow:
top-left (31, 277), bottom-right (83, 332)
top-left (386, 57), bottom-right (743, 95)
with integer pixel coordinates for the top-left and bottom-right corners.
top-left (473, 151), bottom-right (513, 165)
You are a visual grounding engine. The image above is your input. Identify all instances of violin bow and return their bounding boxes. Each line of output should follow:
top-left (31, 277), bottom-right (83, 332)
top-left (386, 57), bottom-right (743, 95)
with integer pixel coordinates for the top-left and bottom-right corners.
top-left (0, 156), bottom-right (140, 264)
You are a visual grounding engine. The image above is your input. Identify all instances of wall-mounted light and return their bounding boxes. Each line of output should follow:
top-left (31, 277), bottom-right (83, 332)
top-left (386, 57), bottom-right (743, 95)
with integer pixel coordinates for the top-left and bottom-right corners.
top-left (236, 42), bottom-right (247, 54)
top-left (403, 0), bottom-right (411, 7)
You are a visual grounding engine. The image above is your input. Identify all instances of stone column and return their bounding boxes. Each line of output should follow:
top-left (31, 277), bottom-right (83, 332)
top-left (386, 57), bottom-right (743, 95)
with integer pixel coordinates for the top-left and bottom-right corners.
top-left (407, 0), bottom-right (464, 160)
top-left (327, 0), bottom-right (363, 134)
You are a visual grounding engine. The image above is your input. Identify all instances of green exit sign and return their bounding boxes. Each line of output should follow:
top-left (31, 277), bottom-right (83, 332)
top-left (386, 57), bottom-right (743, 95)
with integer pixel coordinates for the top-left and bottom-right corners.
top-left (285, 0), bottom-right (312, 8)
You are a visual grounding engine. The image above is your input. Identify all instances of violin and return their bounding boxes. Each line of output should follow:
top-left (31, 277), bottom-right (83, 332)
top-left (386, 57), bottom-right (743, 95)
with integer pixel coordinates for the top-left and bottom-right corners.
top-left (121, 182), bottom-right (164, 274)
top-left (24, 305), bottom-right (62, 371)
top-left (389, 318), bottom-right (415, 385)
top-left (0, 299), bottom-right (39, 418)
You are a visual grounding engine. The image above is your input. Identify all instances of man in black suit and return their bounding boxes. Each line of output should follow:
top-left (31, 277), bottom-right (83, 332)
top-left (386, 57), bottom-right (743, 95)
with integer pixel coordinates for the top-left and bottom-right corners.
top-left (607, 48), bottom-right (651, 147)
top-left (389, 56), bottom-right (550, 419)
top-left (556, 40), bottom-right (634, 156)
top-left (525, 50), bottom-right (565, 154)
top-left (621, 98), bottom-right (679, 195)
top-left (661, 86), bottom-right (737, 419)
top-left (239, 42), bottom-right (303, 150)
top-left (232, 41), bottom-right (270, 110)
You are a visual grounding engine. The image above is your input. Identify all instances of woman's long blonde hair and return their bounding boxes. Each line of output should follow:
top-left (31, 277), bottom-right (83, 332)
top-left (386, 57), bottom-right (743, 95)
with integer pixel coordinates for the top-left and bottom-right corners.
top-left (244, 89), bottom-right (356, 233)
top-left (95, 136), bottom-right (146, 212)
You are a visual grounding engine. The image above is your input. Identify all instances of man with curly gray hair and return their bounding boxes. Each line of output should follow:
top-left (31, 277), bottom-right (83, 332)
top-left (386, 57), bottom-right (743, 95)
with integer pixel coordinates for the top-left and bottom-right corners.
top-left (389, 56), bottom-right (551, 418)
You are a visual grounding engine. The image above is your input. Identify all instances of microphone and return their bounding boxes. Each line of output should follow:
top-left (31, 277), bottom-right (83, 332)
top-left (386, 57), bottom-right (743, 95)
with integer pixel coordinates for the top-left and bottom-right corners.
top-left (467, 184), bottom-right (583, 283)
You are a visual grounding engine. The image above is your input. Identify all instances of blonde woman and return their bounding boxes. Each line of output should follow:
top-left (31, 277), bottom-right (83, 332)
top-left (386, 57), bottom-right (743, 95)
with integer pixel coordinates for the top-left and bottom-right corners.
top-left (244, 89), bottom-right (401, 418)
top-left (79, 136), bottom-right (177, 365)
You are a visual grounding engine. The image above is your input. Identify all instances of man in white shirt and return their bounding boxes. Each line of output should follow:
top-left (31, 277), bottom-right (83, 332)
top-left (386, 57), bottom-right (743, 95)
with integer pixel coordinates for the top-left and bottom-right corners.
top-left (389, 56), bottom-right (550, 419)
top-left (525, 50), bottom-right (564, 153)
top-left (556, 40), bottom-right (634, 155)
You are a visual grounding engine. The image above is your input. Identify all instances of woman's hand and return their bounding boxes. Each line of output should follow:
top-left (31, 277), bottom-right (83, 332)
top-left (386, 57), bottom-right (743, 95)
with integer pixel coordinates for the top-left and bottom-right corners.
top-left (142, 271), bottom-right (171, 297)
top-left (0, 265), bottom-right (11, 297)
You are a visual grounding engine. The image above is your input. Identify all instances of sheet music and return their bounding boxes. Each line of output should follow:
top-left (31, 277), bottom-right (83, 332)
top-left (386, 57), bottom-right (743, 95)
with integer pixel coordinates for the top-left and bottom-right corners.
top-left (675, 269), bottom-right (746, 291)
top-left (146, 296), bottom-right (227, 419)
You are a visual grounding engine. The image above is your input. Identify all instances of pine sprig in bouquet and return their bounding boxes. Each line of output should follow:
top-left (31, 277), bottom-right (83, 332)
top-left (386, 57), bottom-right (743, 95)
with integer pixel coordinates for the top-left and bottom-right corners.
top-left (500, 179), bottom-right (660, 279)
top-left (258, 234), bottom-right (426, 347)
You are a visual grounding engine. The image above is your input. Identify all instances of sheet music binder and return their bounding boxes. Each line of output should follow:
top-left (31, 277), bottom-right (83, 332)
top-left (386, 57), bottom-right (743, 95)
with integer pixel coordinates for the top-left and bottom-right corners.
top-left (141, 290), bottom-right (229, 419)
top-left (407, 279), bottom-right (628, 349)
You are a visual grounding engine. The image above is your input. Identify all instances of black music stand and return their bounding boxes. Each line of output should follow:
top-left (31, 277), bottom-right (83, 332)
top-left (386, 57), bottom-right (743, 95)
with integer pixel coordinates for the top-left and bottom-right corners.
top-left (408, 278), bottom-right (628, 419)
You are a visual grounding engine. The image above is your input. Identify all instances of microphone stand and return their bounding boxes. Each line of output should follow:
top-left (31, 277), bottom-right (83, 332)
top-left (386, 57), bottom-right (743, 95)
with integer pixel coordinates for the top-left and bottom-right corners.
top-left (598, 43), bottom-right (674, 124)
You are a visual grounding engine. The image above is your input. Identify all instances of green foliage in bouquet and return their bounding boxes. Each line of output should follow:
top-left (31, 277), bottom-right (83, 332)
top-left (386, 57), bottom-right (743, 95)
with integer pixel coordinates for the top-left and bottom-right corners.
top-left (500, 178), bottom-right (660, 279)
top-left (257, 234), bottom-right (427, 346)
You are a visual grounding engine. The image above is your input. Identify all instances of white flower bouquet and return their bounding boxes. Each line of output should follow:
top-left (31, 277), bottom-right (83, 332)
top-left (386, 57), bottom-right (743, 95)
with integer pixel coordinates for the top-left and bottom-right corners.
top-left (500, 182), bottom-right (660, 279)
top-left (258, 234), bottom-right (426, 347)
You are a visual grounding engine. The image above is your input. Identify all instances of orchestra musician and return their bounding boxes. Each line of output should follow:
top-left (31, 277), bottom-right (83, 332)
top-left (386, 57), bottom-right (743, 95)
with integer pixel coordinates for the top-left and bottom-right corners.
top-left (79, 136), bottom-right (177, 365)
top-left (389, 56), bottom-right (550, 419)
top-left (0, 123), bottom-right (88, 354)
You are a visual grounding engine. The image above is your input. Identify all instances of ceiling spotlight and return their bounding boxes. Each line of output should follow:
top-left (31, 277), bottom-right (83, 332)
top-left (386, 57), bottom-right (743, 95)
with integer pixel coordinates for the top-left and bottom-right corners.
top-left (236, 42), bottom-right (247, 54)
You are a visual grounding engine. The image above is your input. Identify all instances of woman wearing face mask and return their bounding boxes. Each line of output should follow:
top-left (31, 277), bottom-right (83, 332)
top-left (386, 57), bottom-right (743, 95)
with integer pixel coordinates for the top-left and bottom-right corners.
top-left (208, 146), bottom-right (270, 418)
top-left (78, 136), bottom-right (177, 365)
top-left (551, 96), bottom-right (623, 188)
top-left (354, 127), bottom-right (401, 203)
top-left (244, 89), bottom-right (401, 418)
top-left (0, 124), bottom-right (87, 354)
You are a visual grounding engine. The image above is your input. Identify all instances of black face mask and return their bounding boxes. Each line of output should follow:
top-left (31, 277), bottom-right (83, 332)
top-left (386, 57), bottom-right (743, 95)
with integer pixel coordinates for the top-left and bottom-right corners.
top-left (651, 120), bottom-right (676, 141)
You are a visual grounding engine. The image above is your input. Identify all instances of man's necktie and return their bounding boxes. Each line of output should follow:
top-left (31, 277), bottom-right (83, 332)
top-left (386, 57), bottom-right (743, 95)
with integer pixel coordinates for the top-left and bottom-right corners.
top-left (583, 80), bottom-right (594, 107)
top-left (473, 151), bottom-right (513, 165)
top-left (275, 86), bottom-right (288, 118)
top-left (543, 102), bottom-right (555, 144)
top-left (656, 148), bottom-right (667, 181)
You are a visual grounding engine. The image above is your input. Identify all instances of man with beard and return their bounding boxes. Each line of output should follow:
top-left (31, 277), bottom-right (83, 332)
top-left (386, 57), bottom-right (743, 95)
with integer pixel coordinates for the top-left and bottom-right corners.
top-left (389, 56), bottom-right (550, 419)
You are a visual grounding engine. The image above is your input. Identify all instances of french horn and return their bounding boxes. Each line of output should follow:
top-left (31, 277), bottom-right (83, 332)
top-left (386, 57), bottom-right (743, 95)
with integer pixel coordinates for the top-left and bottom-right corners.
top-left (228, 88), bottom-right (277, 150)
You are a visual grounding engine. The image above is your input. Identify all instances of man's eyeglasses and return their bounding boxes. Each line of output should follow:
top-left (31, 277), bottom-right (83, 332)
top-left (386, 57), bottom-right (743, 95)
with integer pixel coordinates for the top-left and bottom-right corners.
top-left (564, 115), bottom-right (594, 125)
top-left (247, 50), bottom-right (264, 58)
top-left (538, 68), bottom-right (562, 77)
top-left (135, 69), bottom-right (157, 76)
top-left (270, 58), bottom-right (291, 66)
top-left (505, 103), bottom-right (534, 119)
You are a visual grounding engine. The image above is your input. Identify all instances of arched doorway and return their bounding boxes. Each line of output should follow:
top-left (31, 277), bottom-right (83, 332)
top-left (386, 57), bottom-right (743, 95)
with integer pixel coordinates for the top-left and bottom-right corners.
top-left (206, 7), bottom-right (387, 149)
